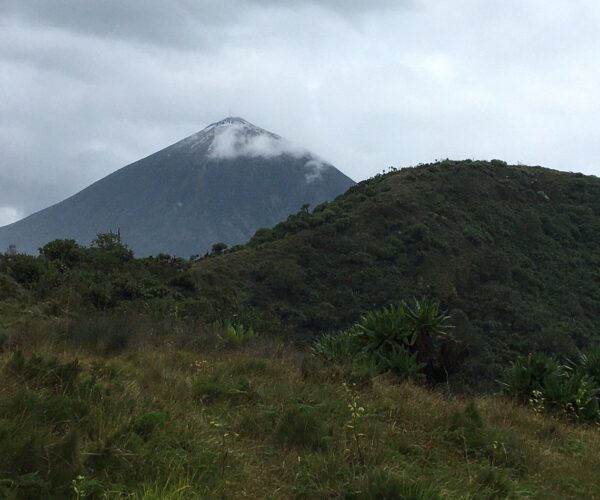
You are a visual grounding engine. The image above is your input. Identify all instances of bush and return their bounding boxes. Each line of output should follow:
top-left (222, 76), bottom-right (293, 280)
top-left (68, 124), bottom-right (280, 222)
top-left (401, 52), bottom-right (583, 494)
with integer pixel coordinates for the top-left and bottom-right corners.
top-left (310, 299), bottom-right (456, 382)
top-left (371, 347), bottom-right (425, 382)
top-left (310, 328), bottom-right (361, 361)
top-left (501, 353), bottom-right (560, 403)
top-left (502, 352), bottom-right (600, 422)
top-left (6, 255), bottom-right (43, 286)
top-left (39, 239), bottom-right (82, 267)
top-left (216, 320), bottom-right (255, 347)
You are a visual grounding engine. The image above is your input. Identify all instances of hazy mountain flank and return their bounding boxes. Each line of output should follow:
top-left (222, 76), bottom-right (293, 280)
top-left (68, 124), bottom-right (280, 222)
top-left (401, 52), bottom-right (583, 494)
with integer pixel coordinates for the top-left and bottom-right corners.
top-left (0, 117), bottom-right (355, 256)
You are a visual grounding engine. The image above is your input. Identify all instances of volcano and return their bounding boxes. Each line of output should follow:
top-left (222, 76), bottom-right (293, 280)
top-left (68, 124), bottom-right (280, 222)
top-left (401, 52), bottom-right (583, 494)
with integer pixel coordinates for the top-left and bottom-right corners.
top-left (0, 117), bottom-right (355, 256)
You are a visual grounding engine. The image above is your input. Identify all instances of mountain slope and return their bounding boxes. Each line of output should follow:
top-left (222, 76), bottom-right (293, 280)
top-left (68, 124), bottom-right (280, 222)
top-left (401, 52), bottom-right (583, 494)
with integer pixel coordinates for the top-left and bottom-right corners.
top-left (0, 118), bottom-right (355, 256)
top-left (192, 160), bottom-right (600, 386)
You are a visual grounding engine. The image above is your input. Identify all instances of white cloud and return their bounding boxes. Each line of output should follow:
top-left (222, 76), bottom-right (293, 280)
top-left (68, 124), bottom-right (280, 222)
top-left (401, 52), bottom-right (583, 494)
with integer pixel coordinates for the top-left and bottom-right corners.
top-left (0, 207), bottom-right (21, 227)
top-left (1, 0), bottom-right (600, 223)
top-left (207, 122), bottom-right (308, 160)
top-left (304, 159), bottom-right (329, 183)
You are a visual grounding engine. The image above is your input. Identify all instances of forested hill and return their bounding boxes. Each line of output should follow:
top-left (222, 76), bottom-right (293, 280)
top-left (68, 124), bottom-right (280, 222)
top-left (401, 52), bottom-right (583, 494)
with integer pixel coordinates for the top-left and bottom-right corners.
top-left (193, 160), bottom-right (600, 383)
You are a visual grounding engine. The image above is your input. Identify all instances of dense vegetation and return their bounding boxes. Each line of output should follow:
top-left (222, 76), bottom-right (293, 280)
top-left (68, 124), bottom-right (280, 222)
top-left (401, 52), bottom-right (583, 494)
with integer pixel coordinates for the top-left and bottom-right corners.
top-left (2, 160), bottom-right (600, 497)
top-left (3, 161), bottom-right (600, 388)
top-left (502, 351), bottom-right (600, 423)
top-left (192, 160), bottom-right (600, 387)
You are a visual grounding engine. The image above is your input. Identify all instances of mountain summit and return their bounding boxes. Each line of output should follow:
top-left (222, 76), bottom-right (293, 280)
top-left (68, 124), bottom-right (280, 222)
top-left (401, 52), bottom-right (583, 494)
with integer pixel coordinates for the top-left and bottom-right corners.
top-left (0, 118), bottom-right (355, 256)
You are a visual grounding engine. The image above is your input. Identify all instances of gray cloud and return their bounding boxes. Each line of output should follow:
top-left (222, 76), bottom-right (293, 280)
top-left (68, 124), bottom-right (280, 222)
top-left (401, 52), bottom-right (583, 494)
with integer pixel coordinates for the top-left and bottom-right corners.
top-left (1, 0), bottom-right (599, 225)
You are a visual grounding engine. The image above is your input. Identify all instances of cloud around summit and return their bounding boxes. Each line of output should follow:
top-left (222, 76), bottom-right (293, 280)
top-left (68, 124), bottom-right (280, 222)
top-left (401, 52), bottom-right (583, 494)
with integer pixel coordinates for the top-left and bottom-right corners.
top-left (1, 1), bottom-right (599, 225)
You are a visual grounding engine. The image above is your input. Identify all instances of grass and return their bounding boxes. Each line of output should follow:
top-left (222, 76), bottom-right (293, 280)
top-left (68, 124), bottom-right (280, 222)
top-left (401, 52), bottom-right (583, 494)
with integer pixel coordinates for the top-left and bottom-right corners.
top-left (0, 334), bottom-right (599, 499)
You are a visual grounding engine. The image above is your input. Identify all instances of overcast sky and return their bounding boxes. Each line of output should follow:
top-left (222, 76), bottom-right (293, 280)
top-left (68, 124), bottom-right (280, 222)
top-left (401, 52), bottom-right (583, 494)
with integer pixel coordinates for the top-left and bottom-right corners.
top-left (1, 1), bottom-right (599, 226)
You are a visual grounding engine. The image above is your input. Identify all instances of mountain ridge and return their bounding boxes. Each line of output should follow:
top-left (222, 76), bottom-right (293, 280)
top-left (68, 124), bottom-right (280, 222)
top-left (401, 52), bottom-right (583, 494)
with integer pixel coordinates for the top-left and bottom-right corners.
top-left (191, 159), bottom-right (600, 387)
top-left (0, 118), bottom-right (355, 256)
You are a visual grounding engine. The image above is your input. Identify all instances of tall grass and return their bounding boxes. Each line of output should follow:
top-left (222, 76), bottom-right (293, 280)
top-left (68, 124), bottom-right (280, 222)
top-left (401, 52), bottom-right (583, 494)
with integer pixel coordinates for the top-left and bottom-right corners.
top-left (0, 326), bottom-right (599, 498)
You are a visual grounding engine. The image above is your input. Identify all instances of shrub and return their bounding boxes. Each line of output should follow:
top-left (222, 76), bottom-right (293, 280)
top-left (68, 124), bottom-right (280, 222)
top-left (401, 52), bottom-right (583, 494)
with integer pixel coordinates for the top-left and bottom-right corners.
top-left (211, 242), bottom-right (228, 255)
top-left (502, 352), bottom-right (600, 422)
top-left (6, 255), bottom-right (43, 286)
top-left (216, 320), bottom-right (255, 347)
top-left (572, 348), bottom-right (600, 385)
top-left (501, 353), bottom-right (561, 403)
top-left (310, 299), bottom-right (455, 382)
top-left (39, 239), bottom-right (82, 267)
top-left (371, 347), bottom-right (425, 382)
top-left (310, 328), bottom-right (361, 361)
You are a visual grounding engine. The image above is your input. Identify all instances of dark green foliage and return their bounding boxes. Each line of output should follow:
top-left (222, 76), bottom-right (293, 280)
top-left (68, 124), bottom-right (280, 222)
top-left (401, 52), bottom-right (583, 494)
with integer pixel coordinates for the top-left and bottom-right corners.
top-left (0, 236), bottom-right (204, 323)
top-left (310, 328), bottom-right (361, 361)
top-left (311, 300), bottom-right (456, 383)
top-left (39, 239), bottom-right (82, 267)
top-left (4, 254), bottom-right (43, 286)
top-left (374, 347), bottom-right (425, 382)
top-left (502, 352), bottom-right (600, 422)
top-left (0, 390), bottom-right (88, 430)
top-left (571, 348), bottom-right (600, 385)
top-left (217, 320), bottom-right (255, 347)
top-left (501, 353), bottom-right (561, 403)
top-left (354, 300), bottom-right (451, 354)
top-left (192, 161), bottom-right (600, 387)
top-left (211, 242), bottom-right (228, 255)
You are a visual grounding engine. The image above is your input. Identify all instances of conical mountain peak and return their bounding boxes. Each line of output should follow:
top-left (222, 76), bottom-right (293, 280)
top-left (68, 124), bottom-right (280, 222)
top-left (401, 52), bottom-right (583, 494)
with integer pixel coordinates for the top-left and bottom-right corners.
top-left (178, 117), bottom-right (309, 161)
top-left (0, 118), bottom-right (355, 256)
top-left (212, 116), bottom-right (253, 127)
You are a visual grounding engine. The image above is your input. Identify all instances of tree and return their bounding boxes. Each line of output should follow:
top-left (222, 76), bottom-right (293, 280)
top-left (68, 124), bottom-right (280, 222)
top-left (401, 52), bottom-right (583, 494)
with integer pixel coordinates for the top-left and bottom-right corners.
top-left (211, 242), bottom-right (228, 255)
top-left (39, 239), bottom-right (81, 266)
top-left (92, 231), bottom-right (124, 250)
top-left (91, 231), bottom-right (133, 261)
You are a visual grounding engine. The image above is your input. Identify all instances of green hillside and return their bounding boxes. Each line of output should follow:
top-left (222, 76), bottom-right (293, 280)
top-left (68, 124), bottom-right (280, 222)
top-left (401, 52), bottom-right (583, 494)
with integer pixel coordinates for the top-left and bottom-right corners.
top-left (193, 160), bottom-right (600, 386)
top-left (2, 160), bottom-right (600, 497)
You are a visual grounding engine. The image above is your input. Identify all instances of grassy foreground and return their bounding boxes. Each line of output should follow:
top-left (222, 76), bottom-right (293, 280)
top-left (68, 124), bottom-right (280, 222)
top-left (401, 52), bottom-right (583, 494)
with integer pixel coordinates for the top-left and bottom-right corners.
top-left (1, 335), bottom-right (599, 499)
